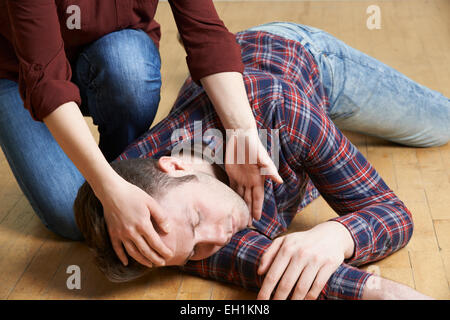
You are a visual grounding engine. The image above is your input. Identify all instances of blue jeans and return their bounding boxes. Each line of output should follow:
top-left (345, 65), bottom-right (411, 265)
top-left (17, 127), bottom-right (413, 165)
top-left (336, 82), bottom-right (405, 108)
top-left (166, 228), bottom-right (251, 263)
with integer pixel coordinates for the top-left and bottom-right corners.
top-left (0, 29), bottom-right (161, 240)
top-left (248, 22), bottom-right (450, 147)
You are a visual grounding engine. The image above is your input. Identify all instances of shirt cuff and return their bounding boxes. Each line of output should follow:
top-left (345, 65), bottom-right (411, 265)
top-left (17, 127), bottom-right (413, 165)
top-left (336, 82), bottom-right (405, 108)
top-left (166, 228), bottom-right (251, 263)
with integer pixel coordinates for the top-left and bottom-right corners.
top-left (29, 79), bottom-right (82, 121)
top-left (329, 212), bottom-right (375, 265)
top-left (319, 263), bottom-right (372, 300)
top-left (186, 39), bottom-right (245, 86)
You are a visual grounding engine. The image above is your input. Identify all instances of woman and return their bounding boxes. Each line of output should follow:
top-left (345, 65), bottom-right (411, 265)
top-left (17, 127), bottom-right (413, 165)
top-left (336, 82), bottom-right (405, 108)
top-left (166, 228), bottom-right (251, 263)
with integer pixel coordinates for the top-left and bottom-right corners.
top-left (0, 1), bottom-right (281, 268)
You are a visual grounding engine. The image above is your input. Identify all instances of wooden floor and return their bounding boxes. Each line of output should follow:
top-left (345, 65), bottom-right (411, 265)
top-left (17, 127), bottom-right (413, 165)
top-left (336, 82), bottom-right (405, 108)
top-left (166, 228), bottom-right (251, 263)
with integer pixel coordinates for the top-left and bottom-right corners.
top-left (1, 0), bottom-right (449, 299)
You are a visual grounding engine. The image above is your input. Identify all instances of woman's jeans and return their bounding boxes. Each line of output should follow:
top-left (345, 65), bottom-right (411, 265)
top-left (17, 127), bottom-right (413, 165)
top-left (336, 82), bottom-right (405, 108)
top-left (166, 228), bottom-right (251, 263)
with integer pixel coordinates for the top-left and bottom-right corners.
top-left (249, 22), bottom-right (450, 147)
top-left (0, 29), bottom-right (161, 240)
top-left (1, 24), bottom-right (449, 241)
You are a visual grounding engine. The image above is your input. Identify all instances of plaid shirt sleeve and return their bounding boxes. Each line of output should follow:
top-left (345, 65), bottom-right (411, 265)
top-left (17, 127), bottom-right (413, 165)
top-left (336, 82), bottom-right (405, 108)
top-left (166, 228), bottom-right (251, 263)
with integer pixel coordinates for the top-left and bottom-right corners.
top-left (282, 81), bottom-right (414, 266)
top-left (181, 228), bottom-right (373, 299)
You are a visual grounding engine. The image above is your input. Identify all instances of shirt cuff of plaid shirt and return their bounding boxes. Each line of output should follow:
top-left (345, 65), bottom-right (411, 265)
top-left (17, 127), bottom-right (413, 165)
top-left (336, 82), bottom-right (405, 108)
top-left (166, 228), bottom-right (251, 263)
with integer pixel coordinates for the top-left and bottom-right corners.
top-left (329, 213), bottom-right (374, 265)
top-left (319, 263), bottom-right (373, 300)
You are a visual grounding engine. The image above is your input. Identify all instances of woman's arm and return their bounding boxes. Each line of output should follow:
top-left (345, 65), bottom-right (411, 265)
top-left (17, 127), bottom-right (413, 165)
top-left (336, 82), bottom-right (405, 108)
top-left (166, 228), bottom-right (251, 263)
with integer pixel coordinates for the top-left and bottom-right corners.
top-left (200, 72), bottom-right (255, 130)
top-left (200, 72), bottom-right (283, 223)
top-left (7, 0), bottom-right (173, 267)
top-left (43, 102), bottom-right (173, 266)
top-left (169, 0), bottom-right (282, 221)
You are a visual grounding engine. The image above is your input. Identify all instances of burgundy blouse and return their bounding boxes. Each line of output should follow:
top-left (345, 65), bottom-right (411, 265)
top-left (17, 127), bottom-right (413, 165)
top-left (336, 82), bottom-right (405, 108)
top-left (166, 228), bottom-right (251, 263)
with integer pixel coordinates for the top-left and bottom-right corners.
top-left (0, 0), bottom-right (244, 121)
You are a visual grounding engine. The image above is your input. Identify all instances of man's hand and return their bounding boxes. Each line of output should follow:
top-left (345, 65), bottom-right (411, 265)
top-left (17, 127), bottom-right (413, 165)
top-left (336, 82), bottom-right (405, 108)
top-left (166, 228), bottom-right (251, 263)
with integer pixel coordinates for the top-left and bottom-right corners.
top-left (225, 128), bottom-right (283, 224)
top-left (257, 221), bottom-right (355, 300)
top-left (96, 178), bottom-right (173, 268)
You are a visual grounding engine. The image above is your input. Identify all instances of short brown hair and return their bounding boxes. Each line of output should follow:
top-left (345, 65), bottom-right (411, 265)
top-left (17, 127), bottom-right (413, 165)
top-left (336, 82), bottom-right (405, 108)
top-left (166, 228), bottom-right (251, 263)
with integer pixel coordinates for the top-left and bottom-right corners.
top-left (73, 157), bottom-right (197, 282)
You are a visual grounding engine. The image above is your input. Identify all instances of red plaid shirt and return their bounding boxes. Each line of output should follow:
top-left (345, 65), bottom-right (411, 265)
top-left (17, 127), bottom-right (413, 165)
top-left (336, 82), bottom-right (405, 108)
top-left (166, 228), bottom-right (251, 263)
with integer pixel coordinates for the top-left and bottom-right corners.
top-left (116, 30), bottom-right (414, 299)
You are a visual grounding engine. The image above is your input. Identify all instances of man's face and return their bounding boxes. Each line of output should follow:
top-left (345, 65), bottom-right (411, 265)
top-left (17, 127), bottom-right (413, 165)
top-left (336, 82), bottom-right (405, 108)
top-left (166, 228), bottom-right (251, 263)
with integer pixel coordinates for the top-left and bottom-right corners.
top-left (156, 158), bottom-right (250, 266)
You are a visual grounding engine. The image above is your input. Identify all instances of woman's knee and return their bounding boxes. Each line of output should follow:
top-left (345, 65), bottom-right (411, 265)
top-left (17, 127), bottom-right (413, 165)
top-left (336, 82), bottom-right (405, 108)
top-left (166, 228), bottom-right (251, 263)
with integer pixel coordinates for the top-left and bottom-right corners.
top-left (33, 197), bottom-right (84, 241)
top-left (77, 29), bottom-right (161, 127)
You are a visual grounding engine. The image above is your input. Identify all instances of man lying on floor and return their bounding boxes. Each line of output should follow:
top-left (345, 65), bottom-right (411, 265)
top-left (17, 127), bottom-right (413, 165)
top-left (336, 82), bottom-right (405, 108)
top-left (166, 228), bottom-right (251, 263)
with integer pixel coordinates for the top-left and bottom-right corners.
top-left (73, 23), bottom-right (443, 300)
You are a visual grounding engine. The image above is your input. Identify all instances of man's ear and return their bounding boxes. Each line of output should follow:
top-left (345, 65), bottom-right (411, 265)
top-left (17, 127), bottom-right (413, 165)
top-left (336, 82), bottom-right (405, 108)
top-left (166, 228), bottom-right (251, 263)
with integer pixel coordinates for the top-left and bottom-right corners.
top-left (157, 156), bottom-right (190, 174)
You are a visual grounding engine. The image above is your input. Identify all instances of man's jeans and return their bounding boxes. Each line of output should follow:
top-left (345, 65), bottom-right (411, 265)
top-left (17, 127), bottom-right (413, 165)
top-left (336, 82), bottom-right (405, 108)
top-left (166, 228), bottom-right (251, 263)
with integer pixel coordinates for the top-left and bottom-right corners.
top-left (0, 29), bottom-right (161, 240)
top-left (249, 22), bottom-right (450, 147)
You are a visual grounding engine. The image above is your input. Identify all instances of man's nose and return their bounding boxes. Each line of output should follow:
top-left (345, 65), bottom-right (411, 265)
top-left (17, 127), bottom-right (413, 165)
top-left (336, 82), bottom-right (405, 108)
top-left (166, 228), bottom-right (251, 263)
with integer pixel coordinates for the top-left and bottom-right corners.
top-left (197, 223), bottom-right (231, 246)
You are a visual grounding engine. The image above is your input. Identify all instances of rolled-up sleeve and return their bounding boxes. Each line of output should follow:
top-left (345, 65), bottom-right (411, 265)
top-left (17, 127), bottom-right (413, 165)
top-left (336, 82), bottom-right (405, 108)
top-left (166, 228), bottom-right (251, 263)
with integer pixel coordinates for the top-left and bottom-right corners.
top-left (168, 0), bottom-right (244, 86)
top-left (7, 0), bottom-right (81, 122)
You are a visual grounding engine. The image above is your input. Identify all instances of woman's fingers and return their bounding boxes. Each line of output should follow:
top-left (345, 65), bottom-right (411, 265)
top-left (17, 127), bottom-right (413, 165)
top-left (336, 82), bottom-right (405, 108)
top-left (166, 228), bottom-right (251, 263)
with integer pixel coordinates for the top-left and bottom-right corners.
top-left (252, 183), bottom-right (264, 221)
top-left (258, 150), bottom-right (283, 184)
top-left (140, 212), bottom-right (173, 260)
top-left (133, 235), bottom-right (165, 266)
top-left (122, 239), bottom-right (153, 268)
top-left (244, 187), bottom-right (252, 214)
top-left (146, 195), bottom-right (171, 233)
top-left (111, 237), bottom-right (128, 266)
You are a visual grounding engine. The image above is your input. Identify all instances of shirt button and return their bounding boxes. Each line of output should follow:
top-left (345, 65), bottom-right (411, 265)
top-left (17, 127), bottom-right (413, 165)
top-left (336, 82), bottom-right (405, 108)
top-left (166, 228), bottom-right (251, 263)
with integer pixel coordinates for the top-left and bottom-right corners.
top-left (33, 64), bottom-right (43, 71)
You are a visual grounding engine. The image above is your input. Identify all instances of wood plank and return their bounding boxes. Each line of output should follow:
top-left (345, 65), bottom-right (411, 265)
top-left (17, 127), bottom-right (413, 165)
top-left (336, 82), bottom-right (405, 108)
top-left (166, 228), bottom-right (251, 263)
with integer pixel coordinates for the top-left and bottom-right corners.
top-left (409, 250), bottom-right (450, 299)
top-left (425, 183), bottom-right (450, 220)
top-left (434, 220), bottom-right (450, 251)
top-left (176, 274), bottom-right (214, 300)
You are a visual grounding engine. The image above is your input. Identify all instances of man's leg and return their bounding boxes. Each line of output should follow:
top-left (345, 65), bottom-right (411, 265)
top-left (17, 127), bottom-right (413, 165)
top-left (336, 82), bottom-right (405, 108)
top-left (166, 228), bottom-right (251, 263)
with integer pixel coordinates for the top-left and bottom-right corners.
top-left (72, 29), bottom-right (162, 162)
top-left (247, 22), bottom-right (450, 147)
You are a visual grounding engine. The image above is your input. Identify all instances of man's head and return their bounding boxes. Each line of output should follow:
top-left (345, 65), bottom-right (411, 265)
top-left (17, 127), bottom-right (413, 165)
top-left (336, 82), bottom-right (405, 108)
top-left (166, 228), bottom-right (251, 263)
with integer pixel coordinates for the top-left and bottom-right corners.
top-left (74, 156), bottom-right (250, 282)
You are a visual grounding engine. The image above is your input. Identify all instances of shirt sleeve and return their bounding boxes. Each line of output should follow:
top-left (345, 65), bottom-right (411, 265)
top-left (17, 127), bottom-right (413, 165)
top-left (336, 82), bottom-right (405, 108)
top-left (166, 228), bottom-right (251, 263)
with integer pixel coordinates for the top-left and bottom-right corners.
top-left (283, 82), bottom-right (414, 267)
top-left (6, 0), bottom-right (81, 122)
top-left (168, 0), bottom-right (244, 86)
top-left (181, 228), bottom-right (373, 300)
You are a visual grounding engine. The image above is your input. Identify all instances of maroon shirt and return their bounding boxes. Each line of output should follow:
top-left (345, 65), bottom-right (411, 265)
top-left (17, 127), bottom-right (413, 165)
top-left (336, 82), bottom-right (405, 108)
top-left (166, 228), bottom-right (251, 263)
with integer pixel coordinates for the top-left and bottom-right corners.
top-left (0, 0), bottom-right (244, 122)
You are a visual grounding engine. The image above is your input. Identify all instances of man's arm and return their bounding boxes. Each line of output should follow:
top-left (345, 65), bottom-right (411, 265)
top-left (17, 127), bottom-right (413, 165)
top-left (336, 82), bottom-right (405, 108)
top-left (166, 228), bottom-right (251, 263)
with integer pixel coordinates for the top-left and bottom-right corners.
top-left (283, 81), bottom-right (414, 267)
top-left (180, 227), bottom-right (370, 299)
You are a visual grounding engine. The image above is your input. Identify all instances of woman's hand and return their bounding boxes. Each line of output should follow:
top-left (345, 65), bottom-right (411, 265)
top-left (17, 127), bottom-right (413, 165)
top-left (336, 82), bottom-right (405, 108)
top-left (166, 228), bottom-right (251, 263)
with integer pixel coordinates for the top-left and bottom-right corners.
top-left (225, 128), bottom-right (283, 223)
top-left (199, 72), bottom-right (282, 222)
top-left (95, 177), bottom-right (173, 268)
top-left (257, 221), bottom-right (355, 300)
top-left (43, 102), bottom-right (173, 268)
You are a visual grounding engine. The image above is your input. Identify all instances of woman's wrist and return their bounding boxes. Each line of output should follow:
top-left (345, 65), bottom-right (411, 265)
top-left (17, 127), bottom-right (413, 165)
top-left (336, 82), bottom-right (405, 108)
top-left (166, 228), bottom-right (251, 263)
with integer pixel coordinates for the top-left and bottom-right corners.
top-left (200, 71), bottom-right (257, 130)
top-left (43, 101), bottom-right (123, 200)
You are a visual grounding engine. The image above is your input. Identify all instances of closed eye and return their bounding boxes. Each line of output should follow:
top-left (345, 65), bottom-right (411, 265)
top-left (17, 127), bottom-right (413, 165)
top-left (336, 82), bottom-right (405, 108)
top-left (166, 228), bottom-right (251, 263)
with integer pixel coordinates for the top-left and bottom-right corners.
top-left (183, 209), bottom-right (201, 265)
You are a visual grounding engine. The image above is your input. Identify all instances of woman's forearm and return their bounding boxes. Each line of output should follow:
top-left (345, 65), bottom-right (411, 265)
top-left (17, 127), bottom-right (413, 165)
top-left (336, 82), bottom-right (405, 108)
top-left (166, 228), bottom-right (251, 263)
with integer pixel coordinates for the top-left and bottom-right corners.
top-left (200, 72), bottom-right (256, 130)
top-left (43, 101), bottom-right (121, 197)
